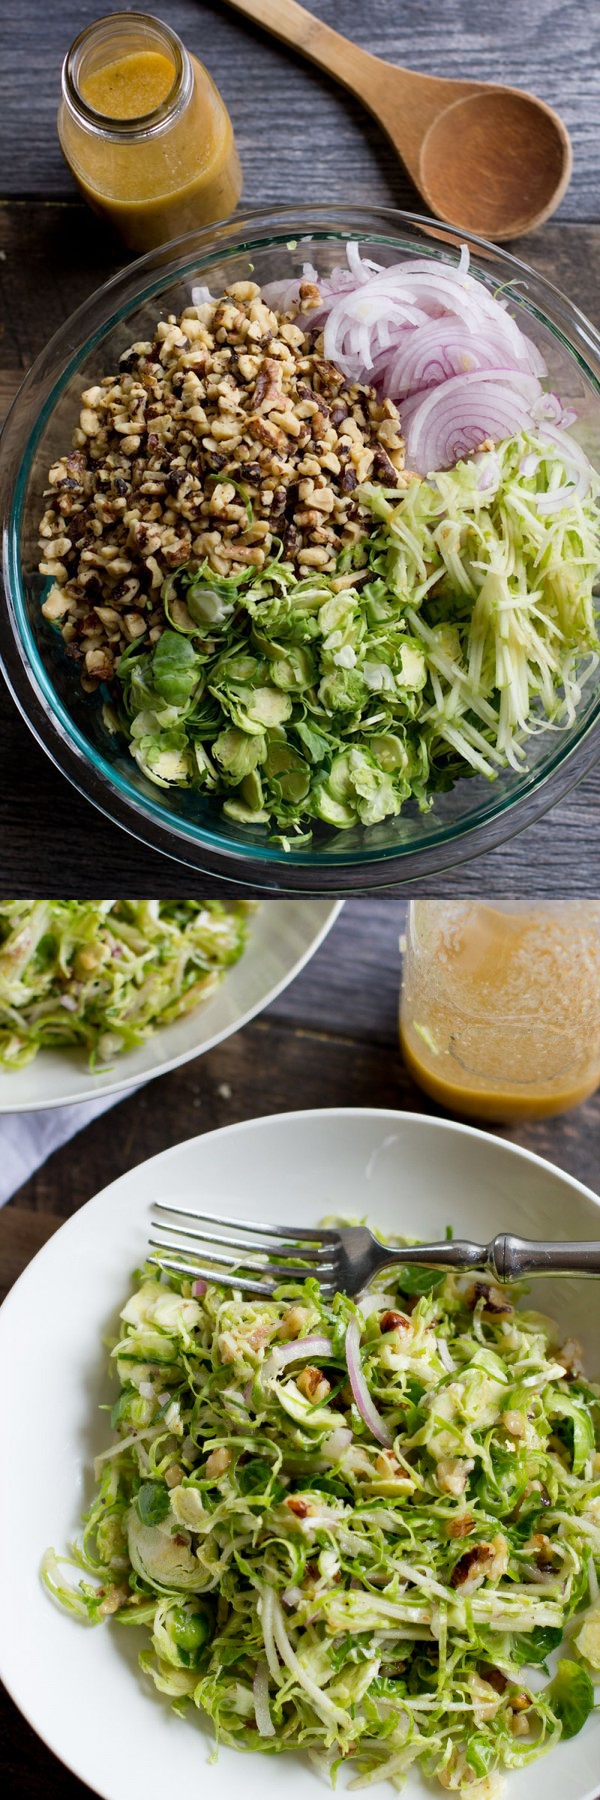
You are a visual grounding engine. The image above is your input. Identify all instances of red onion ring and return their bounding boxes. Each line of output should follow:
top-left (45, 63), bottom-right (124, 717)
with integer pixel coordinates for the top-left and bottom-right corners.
top-left (261, 1334), bottom-right (334, 1386)
top-left (263, 243), bottom-right (588, 488)
top-left (403, 371), bottom-right (540, 474)
top-left (345, 1319), bottom-right (392, 1447)
top-left (375, 318), bottom-right (542, 401)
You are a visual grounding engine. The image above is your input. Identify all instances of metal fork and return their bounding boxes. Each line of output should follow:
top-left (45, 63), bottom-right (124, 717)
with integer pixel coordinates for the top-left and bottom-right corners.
top-left (148, 1202), bottom-right (600, 1300)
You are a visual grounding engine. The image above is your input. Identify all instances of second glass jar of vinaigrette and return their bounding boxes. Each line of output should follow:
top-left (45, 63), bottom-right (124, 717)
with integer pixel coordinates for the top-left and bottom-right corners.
top-left (400, 900), bottom-right (600, 1122)
top-left (58, 12), bottom-right (242, 253)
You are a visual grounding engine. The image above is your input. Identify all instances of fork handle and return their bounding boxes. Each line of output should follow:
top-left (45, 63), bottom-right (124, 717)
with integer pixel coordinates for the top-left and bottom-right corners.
top-left (494, 1234), bottom-right (600, 1280)
top-left (378, 1238), bottom-right (491, 1278)
top-left (378, 1234), bottom-right (600, 1283)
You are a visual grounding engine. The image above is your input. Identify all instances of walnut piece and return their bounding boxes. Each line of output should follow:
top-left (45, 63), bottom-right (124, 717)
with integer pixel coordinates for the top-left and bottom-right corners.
top-left (37, 285), bottom-right (404, 688)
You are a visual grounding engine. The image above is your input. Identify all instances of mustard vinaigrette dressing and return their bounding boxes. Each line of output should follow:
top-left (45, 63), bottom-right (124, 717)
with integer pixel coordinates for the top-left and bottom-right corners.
top-left (400, 901), bottom-right (600, 1122)
top-left (58, 12), bottom-right (242, 253)
top-left (80, 50), bottom-right (176, 118)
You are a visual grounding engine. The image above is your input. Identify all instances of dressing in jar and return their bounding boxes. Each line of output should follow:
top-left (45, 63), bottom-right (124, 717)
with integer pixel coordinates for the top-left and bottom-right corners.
top-left (400, 900), bottom-right (600, 1122)
top-left (58, 11), bottom-right (242, 253)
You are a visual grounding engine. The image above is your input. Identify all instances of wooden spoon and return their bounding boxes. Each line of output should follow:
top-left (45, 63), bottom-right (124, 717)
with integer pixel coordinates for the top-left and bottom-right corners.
top-left (221, 0), bottom-right (572, 240)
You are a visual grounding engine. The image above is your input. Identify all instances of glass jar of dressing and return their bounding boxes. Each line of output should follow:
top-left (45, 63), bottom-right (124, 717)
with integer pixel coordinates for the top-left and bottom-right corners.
top-left (58, 11), bottom-right (242, 254)
top-left (400, 899), bottom-right (600, 1122)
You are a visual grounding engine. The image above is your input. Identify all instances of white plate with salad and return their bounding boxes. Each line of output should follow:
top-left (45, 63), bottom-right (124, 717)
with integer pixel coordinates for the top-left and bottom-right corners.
top-left (1, 1108), bottom-right (599, 1800)
top-left (0, 899), bottom-right (340, 1110)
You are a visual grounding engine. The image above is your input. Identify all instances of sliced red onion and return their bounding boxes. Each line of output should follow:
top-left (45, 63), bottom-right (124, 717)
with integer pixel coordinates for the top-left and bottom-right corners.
top-left (261, 261), bottom-right (319, 313)
top-left (253, 1662), bottom-right (275, 1737)
top-left (59, 994), bottom-right (78, 1012)
top-left (345, 1319), bottom-right (392, 1448)
top-left (404, 371), bottom-right (541, 474)
top-left (531, 391), bottom-right (567, 426)
top-left (290, 242), bottom-right (550, 423)
top-left (259, 241), bottom-right (583, 483)
top-left (319, 268), bottom-right (527, 383)
top-left (377, 318), bottom-right (541, 401)
top-left (347, 239), bottom-right (380, 282)
top-left (191, 1278), bottom-right (207, 1297)
top-left (260, 276), bottom-right (302, 312)
top-left (261, 1334), bottom-right (334, 1385)
top-left (526, 340), bottom-right (551, 378)
top-left (540, 421), bottom-right (593, 469)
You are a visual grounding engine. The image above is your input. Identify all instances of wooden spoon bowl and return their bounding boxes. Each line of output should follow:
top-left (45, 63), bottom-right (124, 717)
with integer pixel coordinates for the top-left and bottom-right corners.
top-left (418, 88), bottom-right (572, 240)
top-left (223, 0), bottom-right (572, 241)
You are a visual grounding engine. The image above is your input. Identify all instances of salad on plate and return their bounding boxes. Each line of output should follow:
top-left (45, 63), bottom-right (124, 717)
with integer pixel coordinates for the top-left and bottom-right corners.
top-left (0, 898), bottom-right (252, 1070)
top-left (38, 244), bottom-right (600, 847)
top-left (44, 1231), bottom-right (600, 1793)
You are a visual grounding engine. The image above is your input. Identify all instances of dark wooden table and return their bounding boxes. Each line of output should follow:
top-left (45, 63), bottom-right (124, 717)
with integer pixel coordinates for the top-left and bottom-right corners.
top-left (1, 0), bottom-right (600, 893)
top-left (1, 897), bottom-right (600, 1795)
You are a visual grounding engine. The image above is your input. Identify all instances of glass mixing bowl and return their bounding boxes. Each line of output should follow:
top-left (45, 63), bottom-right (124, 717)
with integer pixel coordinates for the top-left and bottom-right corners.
top-left (2, 204), bottom-right (600, 892)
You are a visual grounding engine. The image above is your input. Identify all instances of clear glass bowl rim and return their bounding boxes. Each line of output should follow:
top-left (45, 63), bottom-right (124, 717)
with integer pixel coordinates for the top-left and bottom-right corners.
top-left (2, 201), bottom-right (600, 893)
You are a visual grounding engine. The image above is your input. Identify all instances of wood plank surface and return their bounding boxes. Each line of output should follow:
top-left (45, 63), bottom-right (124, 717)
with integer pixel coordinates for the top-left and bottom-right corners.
top-left (1, 897), bottom-right (599, 1795)
top-left (1, 0), bottom-right (599, 221)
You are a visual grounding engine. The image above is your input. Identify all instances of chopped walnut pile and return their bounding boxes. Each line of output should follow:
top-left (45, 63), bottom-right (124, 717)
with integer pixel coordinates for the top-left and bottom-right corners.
top-left (38, 281), bottom-right (404, 689)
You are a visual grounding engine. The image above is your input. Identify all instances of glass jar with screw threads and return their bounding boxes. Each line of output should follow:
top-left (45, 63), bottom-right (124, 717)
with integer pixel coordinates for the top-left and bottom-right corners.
top-left (58, 11), bottom-right (242, 254)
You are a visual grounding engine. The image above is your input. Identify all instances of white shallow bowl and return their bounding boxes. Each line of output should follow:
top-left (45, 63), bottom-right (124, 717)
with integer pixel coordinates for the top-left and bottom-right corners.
top-left (0, 900), bottom-right (341, 1111)
top-left (1, 1108), bottom-right (599, 1800)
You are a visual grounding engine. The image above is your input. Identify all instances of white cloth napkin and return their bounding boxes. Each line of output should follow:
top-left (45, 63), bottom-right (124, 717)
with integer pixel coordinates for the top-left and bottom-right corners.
top-left (0, 1090), bottom-right (135, 1208)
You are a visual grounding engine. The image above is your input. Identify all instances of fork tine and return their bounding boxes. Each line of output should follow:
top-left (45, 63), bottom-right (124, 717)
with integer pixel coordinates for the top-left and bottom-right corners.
top-left (149, 1220), bottom-right (337, 1271)
top-left (150, 1210), bottom-right (333, 1262)
top-left (148, 1235), bottom-right (337, 1285)
top-left (147, 1252), bottom-right (322, 1300)
top-left (148, 1233), bottom-right (247, 1271)
top-left (152, 1201), bottom-right (339, 1244)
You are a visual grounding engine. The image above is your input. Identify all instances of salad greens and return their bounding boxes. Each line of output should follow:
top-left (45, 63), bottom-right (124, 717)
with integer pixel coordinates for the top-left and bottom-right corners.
top-left (43, 1245), bottom-right (600, 1791)
top-left (113, 433), bottom-right (600, 846)
top-left (0, 899), bottom-right (252, 1070)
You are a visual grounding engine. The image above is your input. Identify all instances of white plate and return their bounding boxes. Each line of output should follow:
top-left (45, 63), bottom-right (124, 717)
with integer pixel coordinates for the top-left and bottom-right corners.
top-left (1, 1109), bottom-right (599, 1800)
top-left (0, 901), bottom-right (341, 1110)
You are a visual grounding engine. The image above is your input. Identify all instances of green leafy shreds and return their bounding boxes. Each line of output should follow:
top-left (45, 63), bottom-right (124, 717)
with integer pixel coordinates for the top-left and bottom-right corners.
top-left (0, 898), bottom-right (252, 1070)
top-left (42, 1247), bottom-right (600, 1790)
top-left (113, 432), bottom-right (600, 842)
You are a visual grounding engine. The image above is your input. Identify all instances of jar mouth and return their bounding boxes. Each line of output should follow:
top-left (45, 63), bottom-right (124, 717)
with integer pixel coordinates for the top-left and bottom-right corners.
top-left (62, 9), bottom-right (191, 139)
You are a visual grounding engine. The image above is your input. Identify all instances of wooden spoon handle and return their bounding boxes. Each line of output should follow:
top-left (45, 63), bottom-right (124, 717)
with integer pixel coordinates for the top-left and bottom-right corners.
top-left (220, 0), bottom-right (382, 99)
top-left (218, 0), bottom-right (468, 180)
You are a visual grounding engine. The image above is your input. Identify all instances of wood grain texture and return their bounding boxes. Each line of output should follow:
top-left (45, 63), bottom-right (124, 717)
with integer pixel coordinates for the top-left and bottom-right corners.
top-left (0, 897), bottom-right (599, 1792)
top-left (1, 0), bottom-right (599, 221)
